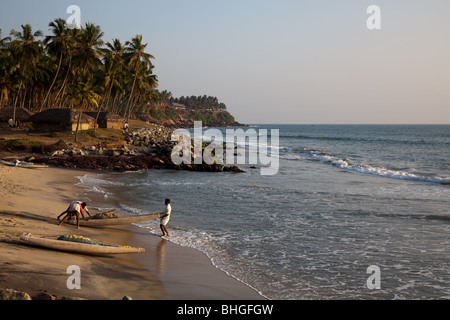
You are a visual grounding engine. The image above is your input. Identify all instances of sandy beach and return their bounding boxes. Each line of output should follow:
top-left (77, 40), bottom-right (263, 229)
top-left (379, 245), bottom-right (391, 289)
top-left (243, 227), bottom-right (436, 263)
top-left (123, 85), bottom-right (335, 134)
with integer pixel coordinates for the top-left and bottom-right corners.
top-left (0, 165), bottom-right (263, 300)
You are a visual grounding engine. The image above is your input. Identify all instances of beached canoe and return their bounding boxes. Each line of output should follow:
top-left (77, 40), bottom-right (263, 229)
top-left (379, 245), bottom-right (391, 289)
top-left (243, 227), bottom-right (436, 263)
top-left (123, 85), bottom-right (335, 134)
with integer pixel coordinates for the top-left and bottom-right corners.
top-left (0, 160), bottom-right (48, 169)
top-left (20, 233), bottom-right (145, 255)
top-left (66, 213), bottom-right (161, 227)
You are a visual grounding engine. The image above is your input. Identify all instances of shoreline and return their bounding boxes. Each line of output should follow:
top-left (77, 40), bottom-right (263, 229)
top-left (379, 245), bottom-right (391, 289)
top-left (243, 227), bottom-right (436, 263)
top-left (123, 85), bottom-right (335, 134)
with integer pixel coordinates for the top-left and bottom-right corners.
top-left (0, 164), bottom-right (263, 300)
top-left (128, 225), bottom-right (265, 300)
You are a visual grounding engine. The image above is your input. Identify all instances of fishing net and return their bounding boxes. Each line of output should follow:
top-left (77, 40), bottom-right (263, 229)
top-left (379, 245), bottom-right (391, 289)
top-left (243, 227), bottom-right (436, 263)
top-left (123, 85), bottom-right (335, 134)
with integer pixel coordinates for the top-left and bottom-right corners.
top-left (57, 234), bottom-right (132, 248)
top-left (92, 212), bottom-right (122, 219)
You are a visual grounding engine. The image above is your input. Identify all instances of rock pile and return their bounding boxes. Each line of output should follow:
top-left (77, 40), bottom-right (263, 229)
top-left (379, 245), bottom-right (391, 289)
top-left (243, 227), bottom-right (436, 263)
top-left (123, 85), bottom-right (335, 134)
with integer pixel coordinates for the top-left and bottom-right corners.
top-left (49, 145), bottom-right (138, 157)
top-left (125, 126), bottom-right (174, 152)
top-left (0, 289), bottom-right (32, 300)
top-left (0, 288), bottom-right (131, 300)
top-left (27, 125), bottom-right (244, 173)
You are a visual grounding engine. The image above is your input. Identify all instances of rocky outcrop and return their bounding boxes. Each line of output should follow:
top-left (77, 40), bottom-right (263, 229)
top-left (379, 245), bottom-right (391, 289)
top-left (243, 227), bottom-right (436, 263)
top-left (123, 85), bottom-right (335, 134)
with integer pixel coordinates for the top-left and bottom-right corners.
top-left (17, 125), bottom-right (244, 173)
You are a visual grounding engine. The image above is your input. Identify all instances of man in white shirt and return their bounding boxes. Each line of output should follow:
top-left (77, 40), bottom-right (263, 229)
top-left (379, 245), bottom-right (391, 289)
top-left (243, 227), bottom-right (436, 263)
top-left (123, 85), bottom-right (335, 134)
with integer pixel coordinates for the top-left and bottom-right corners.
top-left (160, 199), bottom-right (172, 237)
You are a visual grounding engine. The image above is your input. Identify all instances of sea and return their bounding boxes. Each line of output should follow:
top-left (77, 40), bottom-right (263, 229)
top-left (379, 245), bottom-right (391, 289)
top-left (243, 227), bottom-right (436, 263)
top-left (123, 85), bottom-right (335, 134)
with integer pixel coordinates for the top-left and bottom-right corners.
top-left (76, 124), bottom-right (450, 300)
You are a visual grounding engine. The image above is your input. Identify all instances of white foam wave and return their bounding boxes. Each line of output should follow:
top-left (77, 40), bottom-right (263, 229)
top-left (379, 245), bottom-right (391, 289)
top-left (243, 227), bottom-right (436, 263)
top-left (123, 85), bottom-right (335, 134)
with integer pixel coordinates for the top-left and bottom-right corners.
top-left (76, 174), bottom-right (118, 199)
top-left (278, 149), bottom-right (450, 185)
top-left (76, 174), bottom-right (126, 187)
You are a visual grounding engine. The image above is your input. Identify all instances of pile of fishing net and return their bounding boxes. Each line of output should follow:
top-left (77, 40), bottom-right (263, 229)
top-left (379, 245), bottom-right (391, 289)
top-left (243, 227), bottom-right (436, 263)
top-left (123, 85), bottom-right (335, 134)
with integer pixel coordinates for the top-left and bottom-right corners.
top-left (92, 212), bottom-right (122, 219)
top-left (57, 234), bottom-right (131, 248)
top-left (57, 234), bottom-right (109, 246)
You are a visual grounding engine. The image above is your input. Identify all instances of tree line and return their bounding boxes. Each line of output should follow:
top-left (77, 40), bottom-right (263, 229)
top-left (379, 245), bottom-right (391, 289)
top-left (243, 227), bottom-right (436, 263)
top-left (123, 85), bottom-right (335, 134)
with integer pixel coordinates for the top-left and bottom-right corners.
top-left (170, 95), bottom-right (227, 111)
top-left (0, 19), bottom-right (158, 128)
top-left (152, 90), bottom-right (227, 111)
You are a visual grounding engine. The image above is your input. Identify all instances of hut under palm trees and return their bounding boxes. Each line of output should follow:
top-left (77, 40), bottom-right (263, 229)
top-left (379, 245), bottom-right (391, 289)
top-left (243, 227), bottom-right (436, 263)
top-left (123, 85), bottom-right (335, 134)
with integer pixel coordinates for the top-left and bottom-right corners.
top-left (0, 106), bottom-right (35, 128)
top-left (27, 108), bottom-right (95, 132)
top-left (84, 111), bottom-right (125, 129)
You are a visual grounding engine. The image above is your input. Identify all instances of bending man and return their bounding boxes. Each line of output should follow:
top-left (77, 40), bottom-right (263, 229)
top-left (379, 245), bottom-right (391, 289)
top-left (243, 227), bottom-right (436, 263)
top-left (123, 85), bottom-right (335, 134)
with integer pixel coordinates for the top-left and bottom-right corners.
top-left (58, 201), bottom-right (91, 229)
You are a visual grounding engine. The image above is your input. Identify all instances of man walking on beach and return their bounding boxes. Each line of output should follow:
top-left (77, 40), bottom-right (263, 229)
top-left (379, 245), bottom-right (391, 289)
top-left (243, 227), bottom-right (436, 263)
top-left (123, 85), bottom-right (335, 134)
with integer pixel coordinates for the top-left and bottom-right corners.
top-left (160, 199), bottom-right (171, 237)
top-left (58, 201), bottom-right (91, 229)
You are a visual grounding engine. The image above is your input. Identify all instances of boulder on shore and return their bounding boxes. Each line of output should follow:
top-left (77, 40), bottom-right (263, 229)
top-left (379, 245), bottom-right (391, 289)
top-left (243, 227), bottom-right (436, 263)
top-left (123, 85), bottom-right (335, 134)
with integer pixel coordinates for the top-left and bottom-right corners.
top-left (0, 289), bottom-right (32, 300)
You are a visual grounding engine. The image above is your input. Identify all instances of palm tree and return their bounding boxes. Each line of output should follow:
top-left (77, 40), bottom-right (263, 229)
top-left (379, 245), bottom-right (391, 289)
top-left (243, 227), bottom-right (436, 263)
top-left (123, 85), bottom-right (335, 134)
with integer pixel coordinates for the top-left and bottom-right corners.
top-left (0, 29), bottom-right (12, 108)
top-left (1, 20), bottom-right (160, 122)
top-left (68, 71), bottom-right (101, 142)
top-left (0, 29), bottom-right (10, 48)
top-left (51, 27), bottom-right (79, 107)
top-left (9, 24), bottom-right (43, 120)
top-left (40, 18), bottom-right (71, 111)
top-left (75, 23), bottom-right (104, 73)
top-left (124, 35), bottom-right (154, 122)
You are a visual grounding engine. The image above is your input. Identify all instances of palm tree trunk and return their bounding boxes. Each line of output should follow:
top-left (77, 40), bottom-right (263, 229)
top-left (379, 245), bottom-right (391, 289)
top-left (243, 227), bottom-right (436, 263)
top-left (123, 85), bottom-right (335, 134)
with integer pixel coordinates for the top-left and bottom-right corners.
top-left (13, 79), bottom-right (24, 124)
top-left (0, 89), bottom-right (4, 108)
top-left (74, 101), bottom-right (84, 143)
top-left (94, 89), bottom-right (107, 132)
top-left (94, 76), bottom-right (115, 132)
top-left (21, 87), bottom-right (27, 109)
top-left (40, 50), bottom-right (63, 112)
top-left (53, 60), bottom-right (71, 106)
top-left (127, 92), bottom-right (139, 123)
top-left (125, 60), bottom-right (139, 121)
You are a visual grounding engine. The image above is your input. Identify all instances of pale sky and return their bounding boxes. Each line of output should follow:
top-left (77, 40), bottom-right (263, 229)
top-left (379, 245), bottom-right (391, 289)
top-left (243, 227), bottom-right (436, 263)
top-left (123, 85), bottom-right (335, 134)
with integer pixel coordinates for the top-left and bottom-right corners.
top-left (1, 0), bottom-right (449, 124)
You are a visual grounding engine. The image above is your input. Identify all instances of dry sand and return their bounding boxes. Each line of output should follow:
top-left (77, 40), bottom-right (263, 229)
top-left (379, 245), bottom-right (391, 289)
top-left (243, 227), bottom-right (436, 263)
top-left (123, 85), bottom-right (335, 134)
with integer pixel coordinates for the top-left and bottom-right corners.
top-left (0, 165), bottom-right (263, 300)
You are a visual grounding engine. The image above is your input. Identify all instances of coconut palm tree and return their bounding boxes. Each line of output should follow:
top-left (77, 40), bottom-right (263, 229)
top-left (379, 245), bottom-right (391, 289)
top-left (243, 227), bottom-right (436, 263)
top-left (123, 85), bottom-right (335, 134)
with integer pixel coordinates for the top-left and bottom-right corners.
top-left (40, 18), bottom-right (71, 111)
top-left (51, 27), bottom-right (79, 107)
top-left (1, 20), bottom-right (161, 122)
top-left (9, 24), bottom-right (43, 120)
top-left (124, 34), bottom-right (155, 122)
top-left (74, 22), bottom-right (104, 73)
top-left (0, 29), bottom-right (12, 108)
top-left (0, 29), bottom-right (10, 48)
top-left (92, 49), bottom-right (121, 131)
top-left (67, 71), bottom-right (101, 142)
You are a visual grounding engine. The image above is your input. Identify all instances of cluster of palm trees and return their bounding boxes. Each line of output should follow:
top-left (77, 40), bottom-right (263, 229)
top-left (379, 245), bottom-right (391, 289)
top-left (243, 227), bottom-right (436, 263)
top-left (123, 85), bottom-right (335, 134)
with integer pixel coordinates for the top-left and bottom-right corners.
top-left (0, 18), bottom-right (158, 126)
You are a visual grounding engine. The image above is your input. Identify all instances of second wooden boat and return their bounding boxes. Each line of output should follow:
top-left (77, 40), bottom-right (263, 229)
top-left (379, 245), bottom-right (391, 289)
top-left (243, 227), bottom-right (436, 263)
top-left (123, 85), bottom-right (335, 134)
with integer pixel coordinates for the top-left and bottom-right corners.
top-left (0, 160), bottom-right (48, 169)
top-left (20, 233), bottom-right (145, 255)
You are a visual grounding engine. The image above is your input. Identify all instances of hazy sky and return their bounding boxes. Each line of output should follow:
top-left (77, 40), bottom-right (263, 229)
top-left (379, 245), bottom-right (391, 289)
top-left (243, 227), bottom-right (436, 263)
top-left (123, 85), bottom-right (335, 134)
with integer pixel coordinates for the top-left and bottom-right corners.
top-left (1, 0), bottom-right (449, 124)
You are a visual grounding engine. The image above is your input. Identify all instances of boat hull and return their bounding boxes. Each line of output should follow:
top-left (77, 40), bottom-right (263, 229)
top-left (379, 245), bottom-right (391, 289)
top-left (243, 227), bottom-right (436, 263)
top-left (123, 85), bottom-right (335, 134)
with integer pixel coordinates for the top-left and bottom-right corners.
top-left (20, 233), bottom-right (145, 255)
top-left (66, 213), bottom-right (161, 227)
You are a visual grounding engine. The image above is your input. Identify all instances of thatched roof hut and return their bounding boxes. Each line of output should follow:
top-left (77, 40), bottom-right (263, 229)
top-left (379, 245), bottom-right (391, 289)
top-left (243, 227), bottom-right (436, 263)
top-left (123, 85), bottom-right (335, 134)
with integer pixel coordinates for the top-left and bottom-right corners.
top-left (0, 106), bottom-right (35, 123)
top-left (27, 108), bottom-right (96, 132)
top-left (84, 111), bottom-right (125, 129)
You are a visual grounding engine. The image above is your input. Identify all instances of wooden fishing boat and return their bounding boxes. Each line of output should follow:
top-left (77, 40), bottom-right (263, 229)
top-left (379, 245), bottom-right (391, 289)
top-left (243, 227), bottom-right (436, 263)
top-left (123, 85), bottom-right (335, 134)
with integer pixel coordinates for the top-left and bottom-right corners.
top-left (0, 160), bottom-right (48, 169)
top-left (20, 233), bottom-right (145, 255)
top-left (66, 213), bottom-right (161, 227)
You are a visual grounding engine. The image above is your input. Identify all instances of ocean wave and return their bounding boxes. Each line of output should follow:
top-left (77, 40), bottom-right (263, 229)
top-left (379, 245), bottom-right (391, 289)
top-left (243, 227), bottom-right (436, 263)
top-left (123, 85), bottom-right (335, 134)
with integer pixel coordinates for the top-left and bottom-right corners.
top-left (278, 134), bottom-right (448, 146)
top-left (76, 174), bottom-right (118, 199)
top-left (279, 149), bottom-right (450, 185)
top-left (76, 174), bottom-right (126, 187)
